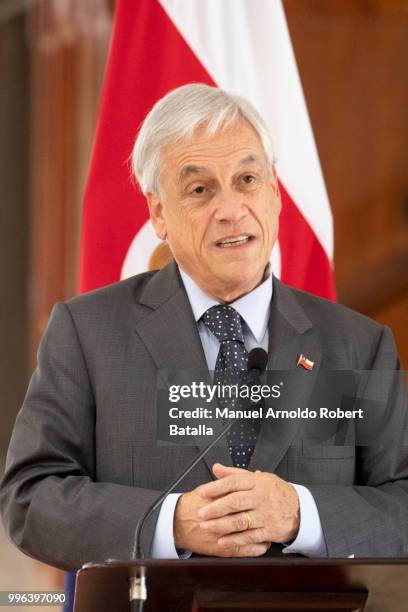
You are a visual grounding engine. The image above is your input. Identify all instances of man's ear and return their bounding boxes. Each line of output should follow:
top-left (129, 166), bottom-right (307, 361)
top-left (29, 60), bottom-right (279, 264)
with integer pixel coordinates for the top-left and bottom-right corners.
top-left (146, 192), bottom-right (167, 240)
top-left (270, 166), bottom-right (282, 214)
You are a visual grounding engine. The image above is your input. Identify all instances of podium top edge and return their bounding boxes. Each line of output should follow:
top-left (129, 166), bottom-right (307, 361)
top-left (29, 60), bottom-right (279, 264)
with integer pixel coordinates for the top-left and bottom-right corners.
top-left (79, 557), bottom-right (408, 572)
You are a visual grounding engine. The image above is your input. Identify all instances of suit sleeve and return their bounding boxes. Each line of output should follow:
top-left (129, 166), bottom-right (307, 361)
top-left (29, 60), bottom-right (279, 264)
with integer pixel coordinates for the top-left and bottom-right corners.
top-left (0, 302), bottom-right (161, 571)
top-left (307, 325), bottom-right (408, 557)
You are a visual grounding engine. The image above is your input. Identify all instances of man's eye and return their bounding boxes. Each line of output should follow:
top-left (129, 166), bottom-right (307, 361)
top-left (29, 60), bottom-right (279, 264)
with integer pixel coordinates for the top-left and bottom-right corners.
top-left (192, 185), bottom-right (206, 194)
top-left (242, 174), bottom-right (255, 184)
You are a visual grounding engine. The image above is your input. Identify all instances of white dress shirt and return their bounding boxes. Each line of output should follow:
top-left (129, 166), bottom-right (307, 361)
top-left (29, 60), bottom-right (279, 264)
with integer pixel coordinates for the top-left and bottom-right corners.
top-left (151, 265), bottom-right (327, 558)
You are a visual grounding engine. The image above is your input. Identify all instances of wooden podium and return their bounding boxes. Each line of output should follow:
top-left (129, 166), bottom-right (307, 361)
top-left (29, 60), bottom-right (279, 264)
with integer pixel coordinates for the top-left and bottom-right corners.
top-left (73, 558), bottom-right (408, 611)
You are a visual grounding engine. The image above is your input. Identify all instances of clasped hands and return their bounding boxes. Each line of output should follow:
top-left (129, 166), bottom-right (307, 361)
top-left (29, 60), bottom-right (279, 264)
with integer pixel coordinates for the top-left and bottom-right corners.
top-left (174, 463), bottom-right (300, 557)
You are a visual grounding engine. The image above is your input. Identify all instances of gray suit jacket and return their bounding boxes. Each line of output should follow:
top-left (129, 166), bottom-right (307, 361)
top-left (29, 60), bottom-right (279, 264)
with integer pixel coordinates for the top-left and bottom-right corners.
top-left (1, 261), bottom-right (407, 570)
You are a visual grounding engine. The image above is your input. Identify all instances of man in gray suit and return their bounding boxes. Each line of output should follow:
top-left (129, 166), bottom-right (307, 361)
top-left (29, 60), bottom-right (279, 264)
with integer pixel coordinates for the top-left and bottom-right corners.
top-left (1, 84), bottom-right (407, 570)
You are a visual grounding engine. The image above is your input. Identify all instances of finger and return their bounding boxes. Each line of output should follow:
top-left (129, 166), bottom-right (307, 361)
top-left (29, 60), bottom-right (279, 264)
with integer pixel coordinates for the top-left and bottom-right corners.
top-left (199, 471), bottom-right (255, 500)
top-left (217, 527), bottom-right (268, 549)
top-left (212, 463), bottom-right (246, 480)
top-left (200, 511), bottom-right (260, 536)
top-left (198, 491), bottom-right (257, 520)
top-left (217, 541), bottom-right (271, 558)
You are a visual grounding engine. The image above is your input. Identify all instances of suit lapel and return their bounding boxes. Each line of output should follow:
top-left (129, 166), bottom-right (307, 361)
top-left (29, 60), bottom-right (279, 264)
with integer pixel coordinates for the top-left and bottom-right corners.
top-left (135, 263), bottom-right (206, 373)
top-left (249, 279), bottom-right (322, 472)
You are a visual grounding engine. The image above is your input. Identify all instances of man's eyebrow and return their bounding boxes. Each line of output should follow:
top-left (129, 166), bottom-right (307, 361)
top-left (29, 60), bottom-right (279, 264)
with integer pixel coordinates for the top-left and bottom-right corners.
top-left (179, 165), bottom-right (210, 181)
top-left (238, 154), bottom-right (262, 166)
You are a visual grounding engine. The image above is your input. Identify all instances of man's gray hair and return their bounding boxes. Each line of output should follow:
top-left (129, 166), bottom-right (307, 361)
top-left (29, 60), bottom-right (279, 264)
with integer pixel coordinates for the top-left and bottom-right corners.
top-left (131, 83), bottom-right (276, 196)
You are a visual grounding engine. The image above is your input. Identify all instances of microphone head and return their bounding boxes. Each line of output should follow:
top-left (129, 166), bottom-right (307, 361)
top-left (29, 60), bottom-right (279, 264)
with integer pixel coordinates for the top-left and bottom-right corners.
top-left (248, 348), bottom-right (268, 373)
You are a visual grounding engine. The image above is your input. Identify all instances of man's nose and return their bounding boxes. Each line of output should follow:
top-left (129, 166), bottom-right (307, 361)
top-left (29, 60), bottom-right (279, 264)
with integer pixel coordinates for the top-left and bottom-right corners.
top-left (213, 188), bottom-right (249, 223)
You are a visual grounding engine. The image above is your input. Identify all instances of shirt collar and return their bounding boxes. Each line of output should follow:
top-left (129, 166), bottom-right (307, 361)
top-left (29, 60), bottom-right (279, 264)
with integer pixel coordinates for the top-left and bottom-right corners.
top-left (179, 264), bottom-right (272, 343)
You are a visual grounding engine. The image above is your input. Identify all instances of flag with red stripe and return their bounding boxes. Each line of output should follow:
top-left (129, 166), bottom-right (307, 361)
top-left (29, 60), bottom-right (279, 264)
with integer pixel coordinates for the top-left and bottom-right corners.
top-left (79, 0), bottom-right (335, 300)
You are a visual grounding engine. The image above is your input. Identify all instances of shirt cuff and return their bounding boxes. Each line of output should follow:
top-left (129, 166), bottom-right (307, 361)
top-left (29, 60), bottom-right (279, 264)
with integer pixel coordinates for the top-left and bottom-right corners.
top-left (282, 484), bottom-right (327, 557)
top-left (151, 493), bottom-right (192, 559)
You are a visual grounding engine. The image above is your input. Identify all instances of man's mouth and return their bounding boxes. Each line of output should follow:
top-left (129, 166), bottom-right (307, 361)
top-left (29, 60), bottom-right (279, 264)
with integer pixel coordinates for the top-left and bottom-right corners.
top-left (216, 234), bottom-right (254, 248)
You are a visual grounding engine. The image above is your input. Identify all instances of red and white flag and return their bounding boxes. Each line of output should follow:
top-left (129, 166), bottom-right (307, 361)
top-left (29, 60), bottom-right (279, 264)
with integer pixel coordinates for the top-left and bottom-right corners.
top-left (297, 354), bottom-right (315, 371)
top-left (79, 0), bottom-right (335, 300)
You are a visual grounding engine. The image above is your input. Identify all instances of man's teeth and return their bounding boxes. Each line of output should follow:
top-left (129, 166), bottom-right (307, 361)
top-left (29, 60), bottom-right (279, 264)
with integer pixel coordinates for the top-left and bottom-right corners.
top-left (218, 235), bottom-right (250, 248)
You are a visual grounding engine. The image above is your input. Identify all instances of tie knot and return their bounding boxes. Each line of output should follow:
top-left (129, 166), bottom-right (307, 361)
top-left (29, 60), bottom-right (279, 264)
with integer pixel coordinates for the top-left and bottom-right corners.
top-left (202, 305), bottom-right (245, 344)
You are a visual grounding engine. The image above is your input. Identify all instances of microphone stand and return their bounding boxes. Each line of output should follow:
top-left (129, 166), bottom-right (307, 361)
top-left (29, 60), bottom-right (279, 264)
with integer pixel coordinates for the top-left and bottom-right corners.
top-left (129, 418), bottom-right (238, 611)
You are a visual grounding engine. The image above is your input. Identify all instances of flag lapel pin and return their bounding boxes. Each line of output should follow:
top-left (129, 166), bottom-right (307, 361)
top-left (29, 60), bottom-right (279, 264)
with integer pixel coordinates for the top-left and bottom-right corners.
top-left (297, 354), bottom-right (314, 371)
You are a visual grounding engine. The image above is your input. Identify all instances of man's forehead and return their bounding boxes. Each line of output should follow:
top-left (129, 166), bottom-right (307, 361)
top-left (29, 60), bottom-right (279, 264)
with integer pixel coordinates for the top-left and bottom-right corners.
top-left (160, 118), bottom-right (266, 177)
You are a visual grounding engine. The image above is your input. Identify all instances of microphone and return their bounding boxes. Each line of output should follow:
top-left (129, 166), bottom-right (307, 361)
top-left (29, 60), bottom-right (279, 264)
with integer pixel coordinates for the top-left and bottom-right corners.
top-left (247, 347), bottom-right (269, 384)
top-left (129, 348), bottom-right (268, 611)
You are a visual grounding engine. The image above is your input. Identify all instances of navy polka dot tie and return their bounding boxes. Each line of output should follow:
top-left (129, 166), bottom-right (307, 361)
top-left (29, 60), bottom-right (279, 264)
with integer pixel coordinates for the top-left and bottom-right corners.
top-left (202, 305), bottom-right (259, 469)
